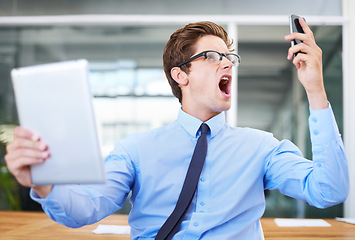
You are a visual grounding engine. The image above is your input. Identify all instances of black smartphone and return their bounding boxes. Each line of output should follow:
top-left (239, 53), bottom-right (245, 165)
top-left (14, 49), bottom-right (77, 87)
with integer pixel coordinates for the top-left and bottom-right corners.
top-left (289, 14), bottom-right (306, 57)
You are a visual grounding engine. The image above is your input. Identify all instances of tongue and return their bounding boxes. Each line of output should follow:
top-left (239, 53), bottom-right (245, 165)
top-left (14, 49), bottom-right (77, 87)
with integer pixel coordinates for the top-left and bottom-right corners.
top-left (219, 80), bottom-right (229, 94)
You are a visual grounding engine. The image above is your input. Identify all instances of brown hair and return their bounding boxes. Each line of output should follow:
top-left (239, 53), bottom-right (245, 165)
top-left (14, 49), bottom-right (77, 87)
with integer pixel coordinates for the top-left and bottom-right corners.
top-left (163, 21), bottom-right (233, 103)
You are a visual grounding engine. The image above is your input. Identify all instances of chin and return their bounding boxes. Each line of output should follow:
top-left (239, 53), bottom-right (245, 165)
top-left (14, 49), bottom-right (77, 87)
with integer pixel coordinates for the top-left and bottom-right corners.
top-left (222, 101), bottom-right (232, 111)
top-left (215, 103), bottom-right (231, 113)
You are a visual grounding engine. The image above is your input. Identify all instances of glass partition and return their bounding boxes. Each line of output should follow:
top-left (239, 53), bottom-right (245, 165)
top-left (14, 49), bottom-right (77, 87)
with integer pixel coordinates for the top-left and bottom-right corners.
top-left (237, 25), bottom-right (344, 218)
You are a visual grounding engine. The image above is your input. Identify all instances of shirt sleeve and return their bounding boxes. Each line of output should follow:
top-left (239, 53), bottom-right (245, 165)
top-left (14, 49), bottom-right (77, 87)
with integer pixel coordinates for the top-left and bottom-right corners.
top-left (264, 103), bottom-right (349, 208)
top-left (30, 142), bottom-right (136, 228)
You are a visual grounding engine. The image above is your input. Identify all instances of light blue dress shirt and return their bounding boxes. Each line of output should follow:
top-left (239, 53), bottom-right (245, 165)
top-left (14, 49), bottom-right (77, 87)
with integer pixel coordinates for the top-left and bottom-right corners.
top-left (31, 104), bottom-right (349, 239)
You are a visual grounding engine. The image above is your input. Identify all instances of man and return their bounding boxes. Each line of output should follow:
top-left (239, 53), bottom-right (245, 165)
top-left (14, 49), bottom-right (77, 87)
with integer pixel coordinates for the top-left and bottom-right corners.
top-left (5, 20), bottom-right (349, 239)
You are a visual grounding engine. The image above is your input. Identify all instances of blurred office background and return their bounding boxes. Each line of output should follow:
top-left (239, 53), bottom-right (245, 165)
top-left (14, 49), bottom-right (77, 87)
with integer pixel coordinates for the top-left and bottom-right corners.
top-left (0, 0), bottom-right (354, 219)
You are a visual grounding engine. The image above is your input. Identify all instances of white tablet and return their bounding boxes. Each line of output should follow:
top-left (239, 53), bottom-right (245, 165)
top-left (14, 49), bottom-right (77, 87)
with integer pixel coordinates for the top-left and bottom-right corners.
top-left (11, 59), bottom-right (106, 185)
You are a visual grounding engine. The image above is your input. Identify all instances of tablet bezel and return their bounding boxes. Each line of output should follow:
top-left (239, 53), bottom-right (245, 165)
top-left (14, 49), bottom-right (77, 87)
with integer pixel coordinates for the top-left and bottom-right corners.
top-left (11, 59), bottom-right (106, 185)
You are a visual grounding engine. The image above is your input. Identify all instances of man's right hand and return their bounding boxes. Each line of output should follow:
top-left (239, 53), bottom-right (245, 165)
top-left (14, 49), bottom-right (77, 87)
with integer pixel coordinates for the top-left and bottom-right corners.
top-left (4, 126), bottom-right (53, 198)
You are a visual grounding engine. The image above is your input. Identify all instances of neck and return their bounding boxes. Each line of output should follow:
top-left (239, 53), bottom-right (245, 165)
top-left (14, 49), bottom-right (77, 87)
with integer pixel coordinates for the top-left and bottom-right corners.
top-left (181, 105), bottom-right (221, 122)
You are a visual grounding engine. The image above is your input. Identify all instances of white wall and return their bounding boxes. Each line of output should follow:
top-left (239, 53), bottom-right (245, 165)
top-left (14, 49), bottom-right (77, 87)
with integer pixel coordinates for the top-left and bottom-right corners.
top-left (343, 0), bottom-right (355, 218)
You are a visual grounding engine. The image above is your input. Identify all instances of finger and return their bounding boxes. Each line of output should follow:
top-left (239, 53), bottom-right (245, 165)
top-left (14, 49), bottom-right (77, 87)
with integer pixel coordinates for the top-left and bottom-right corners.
top-left (10, 147), bottom-right (50, 161)
top-left (288, 40), bottom-right (322, 62)
top-left (295, 18), bottom-right (316, 45)
top-left (5, 154), bottom-right (44, 182)
top-left (7, 156), bottom-right (45, 172)
top-left (287, 43), bottom-right (311, 60)
top-left (298, 17), bottom-right (314, 38)
top-left (292, 54), bottom-right (305, 69)
top-left (284, 19), bottom-right (315, 46)
top-left (14, 126), bottom-right (40, 141)
top-left (285, 32), bottom-right (314, 47)
top-left (4, 147), bottom-right (49, 172)
top-left (292, 50), bottom-right (319, 70)
top-left (6, 138), bottom-right (48, 152)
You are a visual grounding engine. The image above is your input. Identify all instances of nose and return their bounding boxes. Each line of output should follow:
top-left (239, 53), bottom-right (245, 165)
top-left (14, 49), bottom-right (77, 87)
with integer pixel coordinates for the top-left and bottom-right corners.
top-left (220, 56), bottom-right (233, 69)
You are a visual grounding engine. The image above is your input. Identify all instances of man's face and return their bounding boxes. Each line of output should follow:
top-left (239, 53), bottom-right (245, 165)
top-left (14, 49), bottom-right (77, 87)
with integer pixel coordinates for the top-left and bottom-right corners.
top-left (181, 35), bottom-right (233, 121)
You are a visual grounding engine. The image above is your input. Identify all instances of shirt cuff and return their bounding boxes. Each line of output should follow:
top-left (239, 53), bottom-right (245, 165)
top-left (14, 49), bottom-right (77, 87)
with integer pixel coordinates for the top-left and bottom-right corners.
top-left (308, 102), bottom-right (341, 145)
top-left (30, 185), bottom-right (63, 208)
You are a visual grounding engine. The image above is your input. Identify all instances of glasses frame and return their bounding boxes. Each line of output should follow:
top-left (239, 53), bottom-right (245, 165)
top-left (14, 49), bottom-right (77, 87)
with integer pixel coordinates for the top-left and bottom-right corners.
top-left (176, 50), bottom-right (241, 68)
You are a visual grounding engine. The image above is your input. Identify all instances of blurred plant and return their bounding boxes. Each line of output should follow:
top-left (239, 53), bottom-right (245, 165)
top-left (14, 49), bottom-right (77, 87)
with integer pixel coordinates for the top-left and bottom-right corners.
top-left (0, 126), bottom-right (20, 210)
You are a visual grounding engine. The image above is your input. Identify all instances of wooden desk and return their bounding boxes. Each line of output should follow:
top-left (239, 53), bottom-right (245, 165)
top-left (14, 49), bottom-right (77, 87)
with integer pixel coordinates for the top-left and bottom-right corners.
top-left (1, 211), bottom-right (355, 239)
top-left (0, 211), bottom-right (129, 240)
top-left (261, 218), bottom-right (355, 240)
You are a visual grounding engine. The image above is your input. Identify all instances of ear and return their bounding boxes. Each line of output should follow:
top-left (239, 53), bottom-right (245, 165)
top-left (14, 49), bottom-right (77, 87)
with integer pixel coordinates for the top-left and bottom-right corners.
top-left (171, 67), bottom-right (188, 86)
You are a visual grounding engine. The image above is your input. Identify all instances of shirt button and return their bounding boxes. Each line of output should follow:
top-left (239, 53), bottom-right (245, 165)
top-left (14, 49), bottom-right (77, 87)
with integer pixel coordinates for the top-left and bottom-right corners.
top-left (312, 117), bottom-right (318, 123)
top-left (200, 202), bottom-right (205, 206)
top-left (193, 222), bottom-right (199, 227)
top-left (317, 163), bottom-right (322, 167)
top-left (313, 130), bottom-right (319, 136)
top-left (200, 177), bottom-right (206, 182)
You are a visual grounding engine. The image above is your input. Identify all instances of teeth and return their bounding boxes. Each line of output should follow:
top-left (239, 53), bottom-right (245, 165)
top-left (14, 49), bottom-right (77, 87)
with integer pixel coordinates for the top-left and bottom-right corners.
top-left (219, 76), bottom-right (230, 94)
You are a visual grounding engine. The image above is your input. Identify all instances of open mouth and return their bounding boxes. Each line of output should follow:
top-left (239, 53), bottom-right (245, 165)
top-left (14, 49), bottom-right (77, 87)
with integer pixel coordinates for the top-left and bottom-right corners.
top-left (219, 75), bottom-right (231, 96)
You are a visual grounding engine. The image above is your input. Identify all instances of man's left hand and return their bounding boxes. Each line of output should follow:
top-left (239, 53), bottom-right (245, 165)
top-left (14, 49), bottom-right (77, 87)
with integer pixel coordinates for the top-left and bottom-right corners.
top-left (285, 17), bottom-right (328, 110)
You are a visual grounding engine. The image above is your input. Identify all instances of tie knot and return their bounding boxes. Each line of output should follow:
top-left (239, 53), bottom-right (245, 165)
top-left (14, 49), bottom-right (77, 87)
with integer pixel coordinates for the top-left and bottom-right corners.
top-left (200, 123), bottom-right (209, 135)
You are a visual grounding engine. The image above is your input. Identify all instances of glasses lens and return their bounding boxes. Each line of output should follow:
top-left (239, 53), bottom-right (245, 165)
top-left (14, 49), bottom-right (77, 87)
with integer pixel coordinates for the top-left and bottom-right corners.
top-left (227, 54), bottom-right (239, 66)
top-left (205, 51), bottom-right (220, 64)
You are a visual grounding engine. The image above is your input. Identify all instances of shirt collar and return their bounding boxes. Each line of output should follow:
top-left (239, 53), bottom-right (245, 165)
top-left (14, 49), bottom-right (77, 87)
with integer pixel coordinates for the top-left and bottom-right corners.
top-left (177, 108), bottom-right (226, 139)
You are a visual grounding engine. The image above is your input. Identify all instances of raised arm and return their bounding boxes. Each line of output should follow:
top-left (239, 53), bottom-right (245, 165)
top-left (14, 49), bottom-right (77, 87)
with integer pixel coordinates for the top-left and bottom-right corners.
top-left (285, 17), bottom-right (328, 110)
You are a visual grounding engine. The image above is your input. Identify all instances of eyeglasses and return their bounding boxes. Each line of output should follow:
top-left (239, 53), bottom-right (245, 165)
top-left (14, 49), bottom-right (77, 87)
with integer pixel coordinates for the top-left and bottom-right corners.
top-left (177, 50), bottom-right (241, 68)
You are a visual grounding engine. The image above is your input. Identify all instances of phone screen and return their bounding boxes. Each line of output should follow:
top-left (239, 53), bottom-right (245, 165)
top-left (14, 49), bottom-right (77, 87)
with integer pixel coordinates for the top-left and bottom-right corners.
top-left (291, 15), bottom-right (304, 44)
top-left (289, 14), bottom-right (306, 56)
